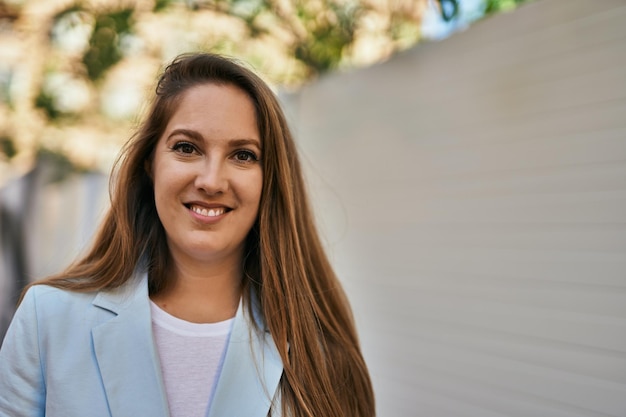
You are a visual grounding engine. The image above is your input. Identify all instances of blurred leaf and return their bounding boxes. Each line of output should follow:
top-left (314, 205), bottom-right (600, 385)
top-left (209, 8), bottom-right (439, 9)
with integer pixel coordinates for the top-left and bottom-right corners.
top-left (293, 1), bottom-right (361, 74)
top-left (35, 89), bottom-right (62, 120)
top-left (485, 0), bottom-right (529, 14)
top-left (82, 8), bottom-right (134, 81)
top-left (389, 18), bottom-right (420, 46)
top-left (0, 68), bottom-right (12, 107)
top-left (153, 0), bottom-right (173, 12)
top-left (0, 135), bottom-right (17, 159)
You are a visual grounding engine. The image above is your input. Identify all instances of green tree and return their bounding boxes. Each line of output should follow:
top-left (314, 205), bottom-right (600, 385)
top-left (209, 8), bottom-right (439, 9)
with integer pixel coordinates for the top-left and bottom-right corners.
top-left (0, 0), bottom-right (532, 178)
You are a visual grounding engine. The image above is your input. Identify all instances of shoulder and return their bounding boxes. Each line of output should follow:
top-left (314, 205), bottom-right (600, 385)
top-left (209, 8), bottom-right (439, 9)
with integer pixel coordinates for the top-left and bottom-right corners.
top-left (2, 285), bottom-right (102, 364)
top-left (21, 284), bottom-right (98, 317)
top-left (11, 277), bottom-right (147, 350)
top-left (22, 272), bottom-right (148, 317)
top-left (11, 285), bottom-right (103, 342)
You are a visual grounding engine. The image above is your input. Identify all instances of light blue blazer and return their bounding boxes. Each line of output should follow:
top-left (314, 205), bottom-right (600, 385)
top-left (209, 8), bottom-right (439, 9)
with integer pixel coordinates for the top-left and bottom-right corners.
top-left (0, 271), bottom-right (284, 417)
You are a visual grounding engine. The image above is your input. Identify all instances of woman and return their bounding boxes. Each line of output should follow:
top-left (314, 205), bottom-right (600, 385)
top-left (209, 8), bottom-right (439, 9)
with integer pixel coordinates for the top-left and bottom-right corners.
top-left (0, 53), bottom-right (375, 417)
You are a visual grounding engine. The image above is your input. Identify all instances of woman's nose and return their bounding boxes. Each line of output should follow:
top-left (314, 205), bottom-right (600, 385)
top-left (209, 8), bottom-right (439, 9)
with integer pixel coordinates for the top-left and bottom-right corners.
top-left (194, 158), bottom-right (228, 195)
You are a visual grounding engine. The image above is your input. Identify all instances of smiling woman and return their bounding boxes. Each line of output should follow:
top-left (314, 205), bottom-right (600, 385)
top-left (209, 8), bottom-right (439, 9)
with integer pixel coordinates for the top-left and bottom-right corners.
top-left (149, 84), bottom-right (264, 318)
top-left (0, 53), bottom-right (375, 417)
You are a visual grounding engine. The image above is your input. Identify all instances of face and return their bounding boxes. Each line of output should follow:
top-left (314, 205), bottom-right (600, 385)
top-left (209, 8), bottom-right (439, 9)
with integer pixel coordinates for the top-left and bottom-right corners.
top-left (150, 83), bottom-right (263, 267)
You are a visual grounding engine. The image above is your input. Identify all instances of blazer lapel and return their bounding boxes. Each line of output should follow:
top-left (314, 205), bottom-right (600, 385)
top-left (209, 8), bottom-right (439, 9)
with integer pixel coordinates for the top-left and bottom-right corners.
top-left (91, 272), bottom-right (169, 417)
top-left (207, 298), bottom-right (284, 417)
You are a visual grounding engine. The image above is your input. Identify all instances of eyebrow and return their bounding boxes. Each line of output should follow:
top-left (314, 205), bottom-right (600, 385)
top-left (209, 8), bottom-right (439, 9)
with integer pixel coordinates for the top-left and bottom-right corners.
top-left (229, 138), bottom-right (262, 149)
top-left (167, 129), bottom-right (261, 149)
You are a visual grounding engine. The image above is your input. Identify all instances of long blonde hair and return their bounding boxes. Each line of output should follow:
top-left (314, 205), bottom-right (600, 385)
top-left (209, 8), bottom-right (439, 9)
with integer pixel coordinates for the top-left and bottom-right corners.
top-left (25, 53), bottom-right (375, 417)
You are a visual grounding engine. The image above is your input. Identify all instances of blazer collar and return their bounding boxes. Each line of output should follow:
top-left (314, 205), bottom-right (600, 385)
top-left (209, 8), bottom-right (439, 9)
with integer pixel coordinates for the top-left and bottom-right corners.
top-left (207, 295), bottom-right (284, 417)
top-left (91, 271), bottom-right (170, 417)
top-left (91, 272), bottom-right (284, 417)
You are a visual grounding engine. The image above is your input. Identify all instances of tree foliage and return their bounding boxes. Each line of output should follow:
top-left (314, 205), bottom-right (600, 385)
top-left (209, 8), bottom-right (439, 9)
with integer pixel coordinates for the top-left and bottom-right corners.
top-left (0, 0), bottom-right (531, 177)
top-left (82, 8), bottom-right (135, 81)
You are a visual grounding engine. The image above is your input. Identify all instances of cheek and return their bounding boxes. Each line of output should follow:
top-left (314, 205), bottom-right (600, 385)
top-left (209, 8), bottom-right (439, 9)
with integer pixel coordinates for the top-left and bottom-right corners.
top-left (152, 173), bottom-right (167, 205)
top-left (236, 172), bottom-right (263, 221)
top-left (250, 173), bottom-right (263, 209)
top-left (152, 179), bottom-right (168, 225)
top-left (152, 167), bottom-right (181, 215)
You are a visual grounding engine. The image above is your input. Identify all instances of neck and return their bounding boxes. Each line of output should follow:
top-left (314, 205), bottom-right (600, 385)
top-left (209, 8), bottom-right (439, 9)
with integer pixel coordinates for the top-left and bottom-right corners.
top-left (150, 253), bottom-right (243, 323)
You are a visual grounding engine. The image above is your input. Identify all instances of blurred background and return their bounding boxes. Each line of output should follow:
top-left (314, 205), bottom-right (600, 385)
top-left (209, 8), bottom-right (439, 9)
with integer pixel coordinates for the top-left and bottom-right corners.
top-left (2, 0), bottom-right (626, 416)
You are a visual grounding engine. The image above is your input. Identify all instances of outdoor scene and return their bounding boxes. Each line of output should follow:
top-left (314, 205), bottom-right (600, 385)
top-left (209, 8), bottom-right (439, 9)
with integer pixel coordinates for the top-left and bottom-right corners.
top-left (0, 0), bottom-right (520, 182)
top-left (2, 0), bottom-right (626, 416)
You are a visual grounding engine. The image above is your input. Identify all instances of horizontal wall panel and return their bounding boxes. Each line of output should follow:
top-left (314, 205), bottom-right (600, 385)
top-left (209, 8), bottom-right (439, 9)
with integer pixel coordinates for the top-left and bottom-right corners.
top-left (290, 0), bottom-right (626, 415)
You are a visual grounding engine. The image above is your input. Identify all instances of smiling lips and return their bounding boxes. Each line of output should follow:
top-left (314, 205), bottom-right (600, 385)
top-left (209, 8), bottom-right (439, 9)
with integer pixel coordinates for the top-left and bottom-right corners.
top-left (189, 204), bottom-right (229, 218)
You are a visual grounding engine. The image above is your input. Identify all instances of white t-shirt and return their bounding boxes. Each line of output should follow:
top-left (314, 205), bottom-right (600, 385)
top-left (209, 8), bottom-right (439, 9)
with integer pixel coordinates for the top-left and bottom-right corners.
top-left (150, 301), bottom-right (234, 417)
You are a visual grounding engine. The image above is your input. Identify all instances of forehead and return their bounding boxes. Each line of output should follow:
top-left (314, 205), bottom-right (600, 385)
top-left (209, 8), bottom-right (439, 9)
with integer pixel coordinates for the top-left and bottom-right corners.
top-left (164, 83), bottom-right (260, 142)
top-left (174, 82), bottom-right (255, 116)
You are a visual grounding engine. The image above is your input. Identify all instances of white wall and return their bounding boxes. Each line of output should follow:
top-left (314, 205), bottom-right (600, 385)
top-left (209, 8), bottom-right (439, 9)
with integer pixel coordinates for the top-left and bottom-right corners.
top-left (287, 0), bottom-right (626, 415)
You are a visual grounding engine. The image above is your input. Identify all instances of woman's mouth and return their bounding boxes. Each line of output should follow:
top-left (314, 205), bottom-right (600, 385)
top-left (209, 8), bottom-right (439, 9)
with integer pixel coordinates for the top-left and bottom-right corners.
top-left (187, 204), bottom-right (230, 218)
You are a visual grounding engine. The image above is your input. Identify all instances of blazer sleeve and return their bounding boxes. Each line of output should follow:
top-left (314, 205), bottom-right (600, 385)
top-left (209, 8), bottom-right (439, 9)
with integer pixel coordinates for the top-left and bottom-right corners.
top-left (0, 287), bottom-right (45, 417)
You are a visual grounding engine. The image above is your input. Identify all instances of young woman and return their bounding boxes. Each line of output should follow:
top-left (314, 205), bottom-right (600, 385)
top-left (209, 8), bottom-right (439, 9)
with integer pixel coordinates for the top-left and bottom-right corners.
top-left (0, 53), bottom-right (375, 417)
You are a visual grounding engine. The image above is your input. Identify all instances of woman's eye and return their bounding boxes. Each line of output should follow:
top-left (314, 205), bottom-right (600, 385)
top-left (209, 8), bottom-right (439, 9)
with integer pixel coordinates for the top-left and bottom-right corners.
top-left (172, 142), bottom-right (196, 154)
top-left (233, 150), bottom-right (258, 163)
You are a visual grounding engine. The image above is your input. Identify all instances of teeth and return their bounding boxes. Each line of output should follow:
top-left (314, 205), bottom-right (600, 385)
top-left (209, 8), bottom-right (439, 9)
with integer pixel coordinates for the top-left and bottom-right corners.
top-left (191, 205), bottom-right (225, 217)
